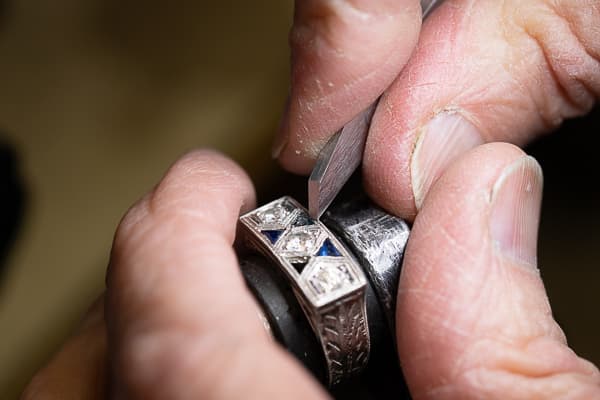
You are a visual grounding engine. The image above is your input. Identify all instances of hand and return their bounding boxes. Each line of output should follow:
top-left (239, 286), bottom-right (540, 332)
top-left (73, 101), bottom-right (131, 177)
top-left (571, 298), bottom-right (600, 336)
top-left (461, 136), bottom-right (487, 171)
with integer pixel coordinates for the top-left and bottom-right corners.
top-left (24, 0), bottom-right (600, 397)
top-left (23, 149), bottom-right (600, 399)
top-left (269, 0), bottom-right (600, 397)
top-left (273, 0), bottom-right (600, 219)
top-left (23, 151), bottom-right (329, 399)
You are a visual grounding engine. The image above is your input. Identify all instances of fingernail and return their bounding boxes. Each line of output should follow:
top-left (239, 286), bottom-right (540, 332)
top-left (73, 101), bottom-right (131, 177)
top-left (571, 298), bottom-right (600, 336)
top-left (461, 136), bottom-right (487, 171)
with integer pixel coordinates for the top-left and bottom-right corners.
top-left (411, 112), bottom-right (483, 209)
top-left (272, 96), bottom-right (291, 159)
top-left (490, 156), bottom-right (543, 266)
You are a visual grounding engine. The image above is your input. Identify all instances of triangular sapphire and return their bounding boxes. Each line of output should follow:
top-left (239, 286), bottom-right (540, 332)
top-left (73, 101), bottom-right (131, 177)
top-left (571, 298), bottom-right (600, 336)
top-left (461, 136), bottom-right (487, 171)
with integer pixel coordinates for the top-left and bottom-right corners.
top-left (262, 229), bottom-right (284, 244)
top-left (316, 239), bottom-right (341, 257)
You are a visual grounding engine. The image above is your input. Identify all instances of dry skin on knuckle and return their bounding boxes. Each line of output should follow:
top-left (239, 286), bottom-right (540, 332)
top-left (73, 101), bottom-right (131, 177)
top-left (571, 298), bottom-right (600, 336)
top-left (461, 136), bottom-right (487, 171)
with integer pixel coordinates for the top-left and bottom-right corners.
top-left (426, 0), bottom-right (600, 139)
top-left (508, 0), bottom-right (600, 122)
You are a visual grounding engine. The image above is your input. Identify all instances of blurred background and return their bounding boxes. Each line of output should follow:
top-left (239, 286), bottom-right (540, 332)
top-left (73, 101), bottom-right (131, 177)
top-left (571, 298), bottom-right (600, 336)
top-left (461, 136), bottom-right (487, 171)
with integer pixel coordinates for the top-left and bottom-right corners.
top-left (0, 1), bottom-right (598, 398)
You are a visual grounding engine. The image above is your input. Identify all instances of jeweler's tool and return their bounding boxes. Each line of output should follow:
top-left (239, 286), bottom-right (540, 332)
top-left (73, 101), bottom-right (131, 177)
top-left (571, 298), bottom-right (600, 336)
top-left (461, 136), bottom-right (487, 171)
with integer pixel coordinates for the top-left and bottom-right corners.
top-left (308, 0), bottom-right (444, 219)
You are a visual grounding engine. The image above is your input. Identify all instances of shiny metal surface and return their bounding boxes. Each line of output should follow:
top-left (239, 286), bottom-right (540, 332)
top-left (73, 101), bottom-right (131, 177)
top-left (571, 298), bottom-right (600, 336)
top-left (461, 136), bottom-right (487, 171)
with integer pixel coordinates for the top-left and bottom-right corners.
top-left (308, 103), bottom-right (377, 219)
top-left (307, 0), bottom-right (445, 219)
top-left (239, 197), bottom-right (371, 386)
top-left (324, 198), bottom-right (410, 337)
top-left (421, 0), bottom-right (444, 17)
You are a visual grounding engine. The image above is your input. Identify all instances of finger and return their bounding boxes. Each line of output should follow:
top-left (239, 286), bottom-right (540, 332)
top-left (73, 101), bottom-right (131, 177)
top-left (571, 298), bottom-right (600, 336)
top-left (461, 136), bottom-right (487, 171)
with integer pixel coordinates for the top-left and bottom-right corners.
top-left (397, 143), bottom-right (600, 399)
top-left (105, 150), bottom-right (328, 399)
top-left (274, 0), bottom-right (423, 174)
top-left (22, 296), bottom-right (107, 400)
top-left (365, 0), bottom-right (600, 219)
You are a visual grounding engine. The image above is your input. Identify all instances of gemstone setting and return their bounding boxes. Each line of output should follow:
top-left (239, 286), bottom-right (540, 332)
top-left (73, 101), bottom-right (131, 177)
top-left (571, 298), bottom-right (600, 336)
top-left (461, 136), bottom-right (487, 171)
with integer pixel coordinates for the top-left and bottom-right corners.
top-left (239, 196), bottom-right (365, 308)
top-left (303, 257), bottom-right (359, 300)
top-left (276, 225), bottom-right (326, 263)
top-left (253, 200), bottom-right (297, 230)
top-left (261, 229), bottom-right (284, 244)
top-left (316, 238), bottom-right (341, 257)
top-left (292, 213), bottom-right (314, 227)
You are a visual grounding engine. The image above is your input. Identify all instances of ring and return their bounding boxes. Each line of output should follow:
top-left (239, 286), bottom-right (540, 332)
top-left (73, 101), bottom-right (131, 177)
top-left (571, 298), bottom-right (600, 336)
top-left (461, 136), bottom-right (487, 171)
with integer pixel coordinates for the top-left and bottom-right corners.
top-left (322, 197), bottom-right (410, 339)
top-left (239, 196), bottom-right (370, 386)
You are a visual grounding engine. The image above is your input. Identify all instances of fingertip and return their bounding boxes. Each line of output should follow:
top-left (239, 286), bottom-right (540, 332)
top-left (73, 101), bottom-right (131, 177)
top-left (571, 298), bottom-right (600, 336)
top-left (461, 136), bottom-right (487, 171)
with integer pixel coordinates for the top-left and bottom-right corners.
top-left (362, 95), bottom-right (423, 220)
top-left (395, 142), bottom-right (600, 399)
top-left (107, 149), bottom-right (260, 339)
top-left (395, 143), bottom-right (530, 395)
top-left (276, 0), bottom-right (422, 175)
top-left (110, 150), bottom-right (257, 275)
top-left (153, 149), bottom-right (256, 216)
top-left (363, 0), bottom-right (600, 223)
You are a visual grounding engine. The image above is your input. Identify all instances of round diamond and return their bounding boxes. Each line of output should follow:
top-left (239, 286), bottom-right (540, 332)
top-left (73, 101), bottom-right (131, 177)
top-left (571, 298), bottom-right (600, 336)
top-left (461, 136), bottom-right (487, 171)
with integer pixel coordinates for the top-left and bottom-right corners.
top-left (277, 226), bottom-right (323, 259)
top-left (310, 264), bottom-right (354, 294)
top-left (257, 205), bottom-right (287, 224)
top-left (283, 231), bottom-right (316, 253)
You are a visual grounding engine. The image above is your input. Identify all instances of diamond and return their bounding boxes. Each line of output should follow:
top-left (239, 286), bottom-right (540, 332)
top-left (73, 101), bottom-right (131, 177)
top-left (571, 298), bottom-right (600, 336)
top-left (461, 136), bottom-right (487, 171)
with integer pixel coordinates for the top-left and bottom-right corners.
top-left (304, 258), bottom-right (357, 296)
top-left (257, 205), bottom-right (286, 224)
top-left (283, 231), bottom-right (316, 252)
top-left (276, 226), bottom-right (325, 262)
top-left (254, 200), bottom-right (296, 230)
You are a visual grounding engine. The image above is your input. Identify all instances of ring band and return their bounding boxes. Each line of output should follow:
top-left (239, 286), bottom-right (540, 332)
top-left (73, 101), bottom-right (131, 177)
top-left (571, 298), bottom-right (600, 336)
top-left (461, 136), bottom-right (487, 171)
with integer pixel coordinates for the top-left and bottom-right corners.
top-left (239, 196), bottom-right (370, 385)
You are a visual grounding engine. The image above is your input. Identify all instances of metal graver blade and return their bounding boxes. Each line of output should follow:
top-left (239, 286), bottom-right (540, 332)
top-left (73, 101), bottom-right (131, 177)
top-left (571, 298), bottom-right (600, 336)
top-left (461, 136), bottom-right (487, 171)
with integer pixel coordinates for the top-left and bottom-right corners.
top-left (307, 0), bottom-right (443, 219)
top-left (420, 0), bottom-right (443, 18)
top-left (308, 102), bottom-right (377, 219)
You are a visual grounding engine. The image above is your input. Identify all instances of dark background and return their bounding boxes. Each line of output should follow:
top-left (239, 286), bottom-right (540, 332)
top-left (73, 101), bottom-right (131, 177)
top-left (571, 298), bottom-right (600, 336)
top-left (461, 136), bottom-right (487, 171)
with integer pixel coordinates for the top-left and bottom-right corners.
top-left (1, 1), bottom-right (598, 398)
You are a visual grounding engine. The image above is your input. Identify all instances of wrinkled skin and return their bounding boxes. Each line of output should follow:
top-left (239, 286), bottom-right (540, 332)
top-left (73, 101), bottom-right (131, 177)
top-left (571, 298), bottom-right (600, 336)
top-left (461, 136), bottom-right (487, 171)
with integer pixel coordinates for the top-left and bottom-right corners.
top-left (24, 1), bottom-right (600, 399)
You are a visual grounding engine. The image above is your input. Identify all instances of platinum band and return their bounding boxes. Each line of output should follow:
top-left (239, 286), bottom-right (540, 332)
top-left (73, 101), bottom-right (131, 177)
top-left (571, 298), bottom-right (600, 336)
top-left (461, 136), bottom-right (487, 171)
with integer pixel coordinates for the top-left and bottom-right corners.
top-left (239, 197), bottom-right (370, 385)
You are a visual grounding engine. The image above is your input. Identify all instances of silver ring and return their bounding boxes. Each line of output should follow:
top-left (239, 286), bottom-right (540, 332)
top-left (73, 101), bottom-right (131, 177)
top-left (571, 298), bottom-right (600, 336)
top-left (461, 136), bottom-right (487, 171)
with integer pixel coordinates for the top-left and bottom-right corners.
top-left (239, 196), bottom-right (370, 386)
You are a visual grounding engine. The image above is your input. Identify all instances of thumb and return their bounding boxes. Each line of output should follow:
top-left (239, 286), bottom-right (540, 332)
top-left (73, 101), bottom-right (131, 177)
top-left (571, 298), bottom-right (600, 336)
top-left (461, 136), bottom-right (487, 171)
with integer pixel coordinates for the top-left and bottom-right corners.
top-left (364, 0), bottom-right (600, 219)
top-left (274, 0), bottom-right (423, 173)
top-left (397, 143), bottom-right (600, 399)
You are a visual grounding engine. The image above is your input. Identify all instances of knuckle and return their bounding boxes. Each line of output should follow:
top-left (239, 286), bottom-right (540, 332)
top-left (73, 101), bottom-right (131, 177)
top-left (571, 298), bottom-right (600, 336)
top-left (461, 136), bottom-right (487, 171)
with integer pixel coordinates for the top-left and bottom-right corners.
top-left (446, 336), bottom-right (600, 399)
top-left (109, 194), bottom-right (152, 277)
top-left (109, 149), bottom-right (248, 277)
top-left (149, 150), bottom-right (249, 218)
top-left (510, 0), bottom-right (600, 121)
top-left (114, 194), bottom-right (152, 250)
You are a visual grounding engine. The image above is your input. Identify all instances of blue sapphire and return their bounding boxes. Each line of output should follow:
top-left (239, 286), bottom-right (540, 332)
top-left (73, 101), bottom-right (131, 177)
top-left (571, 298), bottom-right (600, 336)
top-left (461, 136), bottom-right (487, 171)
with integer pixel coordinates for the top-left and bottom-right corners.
top-left (262, 229), bottom-right (284, 244)
top-left (316, 239), bottom-right (341, 257)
